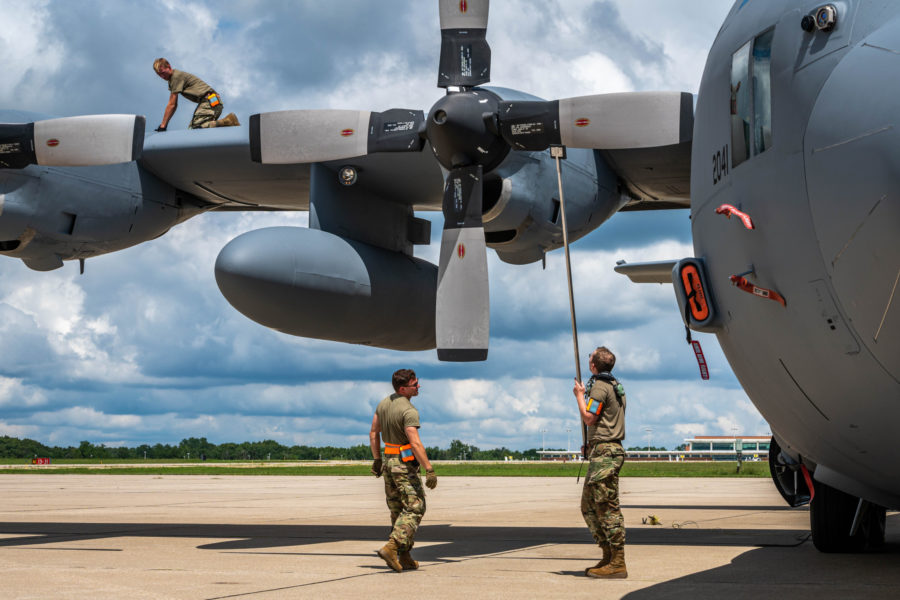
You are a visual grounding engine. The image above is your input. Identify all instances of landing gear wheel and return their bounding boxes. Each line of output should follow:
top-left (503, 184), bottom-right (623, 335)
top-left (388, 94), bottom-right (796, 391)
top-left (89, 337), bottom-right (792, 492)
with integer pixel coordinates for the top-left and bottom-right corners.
top-left (810, 481), bottom-right (885, 552)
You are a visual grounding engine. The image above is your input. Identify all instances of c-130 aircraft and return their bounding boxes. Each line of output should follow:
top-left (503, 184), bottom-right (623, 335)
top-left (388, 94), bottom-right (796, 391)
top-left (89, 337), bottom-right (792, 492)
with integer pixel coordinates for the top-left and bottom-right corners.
top-left (0, 0), bottom-right (896, 552)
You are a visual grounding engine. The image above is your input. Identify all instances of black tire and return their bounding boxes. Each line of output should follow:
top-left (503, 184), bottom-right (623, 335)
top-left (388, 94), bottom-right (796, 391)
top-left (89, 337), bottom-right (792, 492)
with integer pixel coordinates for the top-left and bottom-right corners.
top-left (810, 480), bottom-right (868, 552)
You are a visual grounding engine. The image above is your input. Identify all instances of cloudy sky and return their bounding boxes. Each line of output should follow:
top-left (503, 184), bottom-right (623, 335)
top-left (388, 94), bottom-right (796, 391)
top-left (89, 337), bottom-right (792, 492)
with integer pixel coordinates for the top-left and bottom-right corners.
top-left (0, 0), bottom-right (770, 452)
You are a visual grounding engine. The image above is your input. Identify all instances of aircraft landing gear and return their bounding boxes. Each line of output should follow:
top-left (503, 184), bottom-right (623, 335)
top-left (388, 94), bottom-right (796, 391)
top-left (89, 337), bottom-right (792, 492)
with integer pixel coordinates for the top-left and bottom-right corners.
top-left (810, 480), bottom-right (886, 552)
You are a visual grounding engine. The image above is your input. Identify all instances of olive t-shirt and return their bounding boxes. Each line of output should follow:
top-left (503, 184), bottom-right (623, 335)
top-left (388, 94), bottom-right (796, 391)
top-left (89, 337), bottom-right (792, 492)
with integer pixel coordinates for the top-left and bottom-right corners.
top-left (376, 393), bottom-right (420, 446)
top-left (587, 378), bottom-right (626, 443)
top-left (168, 69), bottom-right (213, 103)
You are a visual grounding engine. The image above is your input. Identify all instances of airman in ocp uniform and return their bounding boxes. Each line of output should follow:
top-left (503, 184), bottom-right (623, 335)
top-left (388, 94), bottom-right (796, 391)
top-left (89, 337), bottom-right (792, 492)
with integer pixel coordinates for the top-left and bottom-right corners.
top-left (369, 369), bottom-right (437, 572)
top-left (152, 58), bottom-right (239, 131)
top-left (573, 346), bottom-right (628, 578)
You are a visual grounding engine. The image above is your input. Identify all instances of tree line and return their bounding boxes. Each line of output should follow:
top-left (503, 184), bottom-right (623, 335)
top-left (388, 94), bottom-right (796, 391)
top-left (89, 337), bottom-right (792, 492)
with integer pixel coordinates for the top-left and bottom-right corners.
top-left (0, 436), bottom-right (677, 461)
top-left (0, 436), bottom-right (550, 461)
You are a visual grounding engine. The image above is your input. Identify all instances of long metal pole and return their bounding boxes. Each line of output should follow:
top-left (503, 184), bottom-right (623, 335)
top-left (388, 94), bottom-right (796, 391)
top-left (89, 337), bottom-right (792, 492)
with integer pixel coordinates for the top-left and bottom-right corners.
top-left (550, 145), bottom-right (586, 455)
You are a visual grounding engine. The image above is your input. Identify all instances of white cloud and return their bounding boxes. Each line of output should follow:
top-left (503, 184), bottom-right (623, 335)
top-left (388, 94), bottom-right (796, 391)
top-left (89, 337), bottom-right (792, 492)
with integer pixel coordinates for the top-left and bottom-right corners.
top-left (0, 1), bottom-right (65, 111)
top-left (0, 377), bottom-right (46, 408)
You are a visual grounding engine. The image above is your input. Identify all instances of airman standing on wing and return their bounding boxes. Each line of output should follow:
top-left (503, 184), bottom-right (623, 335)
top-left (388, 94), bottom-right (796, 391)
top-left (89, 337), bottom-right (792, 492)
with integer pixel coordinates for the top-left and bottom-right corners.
top-left (573, 346), bottom-right (628, 578)
top-left (369, 368), bottom-right (437, 572)
top-left (152, 58), bottom-right (240, 131)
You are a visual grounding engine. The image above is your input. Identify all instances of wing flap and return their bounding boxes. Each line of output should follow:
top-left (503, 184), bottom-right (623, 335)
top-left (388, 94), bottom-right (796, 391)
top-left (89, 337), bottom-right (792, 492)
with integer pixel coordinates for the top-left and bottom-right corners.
top-left (600, 140), bottom-right (692, 208)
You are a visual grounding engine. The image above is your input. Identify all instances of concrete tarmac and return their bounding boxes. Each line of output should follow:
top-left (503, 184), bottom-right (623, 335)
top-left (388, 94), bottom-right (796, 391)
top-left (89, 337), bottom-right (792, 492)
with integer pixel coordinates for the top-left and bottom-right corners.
top-left (0, 474), bottom-right (898, 599)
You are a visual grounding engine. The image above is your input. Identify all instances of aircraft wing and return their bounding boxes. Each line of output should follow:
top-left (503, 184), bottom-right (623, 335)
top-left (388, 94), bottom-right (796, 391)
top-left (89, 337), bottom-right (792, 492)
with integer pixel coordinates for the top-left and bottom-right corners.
top-left (602, 140), bottom-right (692, 211)
top-left (138, 125), bottom-right (445, 210)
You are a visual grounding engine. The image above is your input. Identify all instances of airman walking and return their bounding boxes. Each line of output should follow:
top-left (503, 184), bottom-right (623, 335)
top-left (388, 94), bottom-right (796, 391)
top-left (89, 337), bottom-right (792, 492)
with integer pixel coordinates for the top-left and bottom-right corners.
top-left (369, 369), bottom-right (437, 572)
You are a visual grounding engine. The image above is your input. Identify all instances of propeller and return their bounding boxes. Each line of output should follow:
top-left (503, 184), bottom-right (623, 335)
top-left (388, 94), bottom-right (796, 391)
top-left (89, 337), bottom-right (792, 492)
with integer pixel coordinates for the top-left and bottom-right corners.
top-left (497, 92), bottom-right (693, 151)
top-left (438, 0), bottom-right (490, 88)
top-left (0, 115), bottom-right (145, 169)
top-left (436, 164), bottom-right (489, 361)
top-left (248, 0), bottom-right (693, 361)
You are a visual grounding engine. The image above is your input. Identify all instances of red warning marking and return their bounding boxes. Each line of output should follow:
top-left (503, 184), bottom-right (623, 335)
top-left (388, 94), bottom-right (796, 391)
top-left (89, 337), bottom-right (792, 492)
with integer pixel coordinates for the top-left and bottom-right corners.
top-left (340, 129), bottom-right (354, 137)
top-left (574, 118), bottom-right (590, 128)
top-left (46, 139), bottom-right (60, 147)
top-left (457, 243), bottom-right (465, 259)
top-left (730, 275), bottom-right (786, 307)
top-left (691, 340), bottom-right (709, 380)
top-left (460, 0), bottom-right (468, 13)
top-left (715, 204), bottom-right (755, 229)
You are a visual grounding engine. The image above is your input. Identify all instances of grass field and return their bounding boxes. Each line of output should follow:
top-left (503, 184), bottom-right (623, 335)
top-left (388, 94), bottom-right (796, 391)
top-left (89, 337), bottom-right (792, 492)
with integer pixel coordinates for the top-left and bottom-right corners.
top-left (0, 460), bottom-right (769, 477)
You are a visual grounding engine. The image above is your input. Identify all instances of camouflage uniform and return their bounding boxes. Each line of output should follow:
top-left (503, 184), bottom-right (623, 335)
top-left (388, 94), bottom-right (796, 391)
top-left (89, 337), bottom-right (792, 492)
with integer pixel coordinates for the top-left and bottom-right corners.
top-left (581, 376), bottom-right (626, 550)
top-left (582, 441), bottom-right (626, 548)
top-left (383, 457), bottom-right (426, 550)
top-left (167, 69), bottom-right (223, 129)
top-left (376, 393), bottom-right (425, 552)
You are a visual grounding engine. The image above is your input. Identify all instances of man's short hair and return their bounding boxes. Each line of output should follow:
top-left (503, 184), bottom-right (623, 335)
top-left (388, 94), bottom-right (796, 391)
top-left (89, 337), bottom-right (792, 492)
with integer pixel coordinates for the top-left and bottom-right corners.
top-left (591, 346), bottom-right (616, 372)
top-left (153, 58), bottom-right (171, 74)
top-left (392, 369), bottom-right (417, 392)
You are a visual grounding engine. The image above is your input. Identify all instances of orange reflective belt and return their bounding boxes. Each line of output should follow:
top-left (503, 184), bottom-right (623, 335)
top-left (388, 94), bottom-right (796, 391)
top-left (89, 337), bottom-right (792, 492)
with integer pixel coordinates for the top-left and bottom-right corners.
top-left (384, 442), bottom-right (414, 462)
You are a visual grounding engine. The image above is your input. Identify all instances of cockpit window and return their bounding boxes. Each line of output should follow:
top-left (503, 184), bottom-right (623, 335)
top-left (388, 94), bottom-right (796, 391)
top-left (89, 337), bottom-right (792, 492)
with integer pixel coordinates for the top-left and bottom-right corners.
top-left (730, 28), bottom-right (774, 168)
top-left (730, 41), bottom-right (751, 167)
top-left (752, 29), bottom-right (774, 154)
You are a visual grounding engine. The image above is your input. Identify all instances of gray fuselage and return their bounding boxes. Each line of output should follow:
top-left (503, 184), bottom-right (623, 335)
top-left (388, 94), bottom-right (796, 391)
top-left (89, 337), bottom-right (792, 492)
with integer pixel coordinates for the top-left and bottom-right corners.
top-left (692, 0), bottom-right (900, 507)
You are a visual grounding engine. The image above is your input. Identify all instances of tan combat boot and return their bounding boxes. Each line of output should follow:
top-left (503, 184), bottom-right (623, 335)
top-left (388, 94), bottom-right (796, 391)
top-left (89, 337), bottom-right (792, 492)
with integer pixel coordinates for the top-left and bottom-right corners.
top-left (398, 549), bottom-right (419, 570)
top-left (586, 546), bottom-right (627, 579)
top-left (219, 112), bottom-right (240, 127)
top-left (584, 544), bottom-right (611, 575)
top-left (376, 539), bottom-right (403, 572)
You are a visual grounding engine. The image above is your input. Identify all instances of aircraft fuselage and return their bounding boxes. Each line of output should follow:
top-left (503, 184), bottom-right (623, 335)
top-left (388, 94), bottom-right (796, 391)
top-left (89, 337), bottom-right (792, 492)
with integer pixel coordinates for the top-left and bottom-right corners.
top-left (692, 0), bottom-right (900, 508)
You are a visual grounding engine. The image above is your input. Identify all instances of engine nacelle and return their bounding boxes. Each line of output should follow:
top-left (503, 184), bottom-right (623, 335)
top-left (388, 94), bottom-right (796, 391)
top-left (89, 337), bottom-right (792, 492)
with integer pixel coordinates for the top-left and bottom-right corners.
top-left (215, 227), bottom-right (437, 351)
top-left (0, 163), bottom-right (189, 271)
top-left (481, 148), bottom-right (621, 265)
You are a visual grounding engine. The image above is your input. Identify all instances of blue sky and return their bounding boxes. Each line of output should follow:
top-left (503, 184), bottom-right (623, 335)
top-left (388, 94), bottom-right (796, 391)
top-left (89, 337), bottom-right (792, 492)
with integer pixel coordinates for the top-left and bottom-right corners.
top-left (0, 0), bottom-right (769, 451)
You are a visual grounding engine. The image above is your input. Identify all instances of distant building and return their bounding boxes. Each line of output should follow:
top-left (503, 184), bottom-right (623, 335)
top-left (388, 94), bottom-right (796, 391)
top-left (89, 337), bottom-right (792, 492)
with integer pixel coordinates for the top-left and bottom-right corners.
top-left (628, 435), bottom-right (770, 461)
top-left (536, 435), bottom-right (771, 462)
top-left (536, 450), bottom-right (581, 461)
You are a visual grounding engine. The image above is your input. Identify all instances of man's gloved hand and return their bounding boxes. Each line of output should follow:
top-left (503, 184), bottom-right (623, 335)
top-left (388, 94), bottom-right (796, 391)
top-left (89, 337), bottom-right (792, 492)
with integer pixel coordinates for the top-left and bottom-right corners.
top-left (155, 125), bottom-right (167, 132)
top-left (371, 457), bottom-right (383, 477)
top-left (425, 469), bottom-right (437, 489)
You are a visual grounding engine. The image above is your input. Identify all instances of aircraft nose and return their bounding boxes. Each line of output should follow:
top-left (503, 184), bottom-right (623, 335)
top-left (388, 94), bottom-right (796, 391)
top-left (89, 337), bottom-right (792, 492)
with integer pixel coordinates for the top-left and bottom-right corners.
top-left (804, 28), bottom-right (900, 379)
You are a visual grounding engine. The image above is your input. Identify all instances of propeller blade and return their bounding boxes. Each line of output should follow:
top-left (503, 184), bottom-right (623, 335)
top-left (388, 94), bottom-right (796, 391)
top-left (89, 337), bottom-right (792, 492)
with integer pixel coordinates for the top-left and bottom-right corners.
top-left (438, 0), bottom-right (491, 88)
top-left (498, 91), bottom-right (693, 151)
top-left (436, 164), bottom-right (489, 361)
top-left (249, 109), bottom-right (425, 164)
top-left (0, 115), bottom-right (145, 169)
